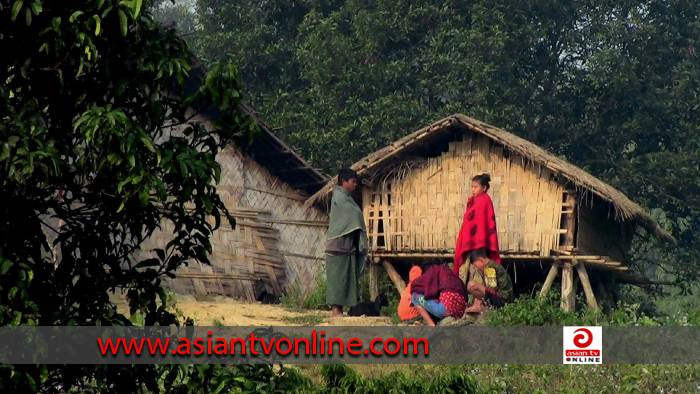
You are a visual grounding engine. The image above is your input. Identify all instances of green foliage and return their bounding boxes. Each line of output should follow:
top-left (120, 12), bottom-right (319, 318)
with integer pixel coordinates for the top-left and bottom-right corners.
top-left (152, 364), bottom-right (312, 394)
top-left (486, 293), bottom-right (672, 327)
top-left (0, 0), bottom-right (254, 391)
top-left (486, 293), bottom-right (582, 326)
top-left (157, 0), bottom-right (700, 287)
top-left (281, 273), bottom-right (328, 311)
top-left (320, 364), bottom-right (478, 393)
top-left (282, 314), bottom-right (325, 326)
top-left (381, 295), bottom-right (401, 325)
top-left (469, 364), bottom-right (700, 394)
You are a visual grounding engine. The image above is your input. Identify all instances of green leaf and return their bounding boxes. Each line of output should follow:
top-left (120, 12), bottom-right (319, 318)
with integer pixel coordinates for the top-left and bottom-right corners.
top-left (11, 1), bottom-right (23, 22)
top-left (133, 0), bottom-right (142, 18)
top-left (50, 16), bottom-right (60, 30)
top-left (117, 177), bottom-right (131, 193)
top-left (140, 135), bottom-right (155, 152)
top-left (139, 189), bottom-right (149, 205)
top-left (30, 0), bottom-right (41, 15)
top-left (0, 259), bottom-right (12, 275)
top-left (118, 9), bottom-right (127, 36)
top-left (68, 10), bottom-right (83, 23)
top-left (25, 8), bottom-right (31, 25)
top-left (92, 15), bottom-right (101, 36)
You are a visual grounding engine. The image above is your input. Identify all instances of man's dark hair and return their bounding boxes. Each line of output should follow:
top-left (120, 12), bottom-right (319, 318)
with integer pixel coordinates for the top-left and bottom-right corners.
top-left (337, 168), bottom-right (359, 185)
top-left (468, 248), bottom-right (488, 262)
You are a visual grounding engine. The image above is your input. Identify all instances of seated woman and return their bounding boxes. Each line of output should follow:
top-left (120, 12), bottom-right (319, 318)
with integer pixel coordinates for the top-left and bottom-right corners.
top-left (464, 250), bottom-right (514, 313)
top-left (410, 263), bottom-right (466, 326)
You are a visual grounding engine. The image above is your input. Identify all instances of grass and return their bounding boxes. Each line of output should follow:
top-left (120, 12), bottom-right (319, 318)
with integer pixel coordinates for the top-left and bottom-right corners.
top-left (281, 274), bottom-right (328, 311)
top-left (282, 314), bottom-right (325, 325)
top-left (288, 364), bottom-right (700, 393)
top-left (146, 280), bottom-right (699, 392)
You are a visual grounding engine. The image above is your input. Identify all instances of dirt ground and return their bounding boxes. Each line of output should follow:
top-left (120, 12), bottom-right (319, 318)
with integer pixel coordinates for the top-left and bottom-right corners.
top-left (113, 294), bottom-right (394, 326)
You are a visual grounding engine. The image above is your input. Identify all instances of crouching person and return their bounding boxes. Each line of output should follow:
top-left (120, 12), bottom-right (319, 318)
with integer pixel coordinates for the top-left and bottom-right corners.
top-left (410, 263), bottom-right (466, 326)
top-left (464, 251), bottom-right (513, 313)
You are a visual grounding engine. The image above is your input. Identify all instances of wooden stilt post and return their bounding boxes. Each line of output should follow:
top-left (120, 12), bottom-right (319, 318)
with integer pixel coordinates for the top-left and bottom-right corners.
top-left (561, 192), bottom-right (577, 251)
top-left (539, 262), bottom-right (559, 298)
top-left (369, 263), bottom-right (380, 301)
top-left (382, 260), bottom-right (405, 294)
top-left (576, 262), bottom-right (599, 310)
top-left (561, 261), bottom-right (575, 312)
top-left (559, 191), bottom-right (577, 311)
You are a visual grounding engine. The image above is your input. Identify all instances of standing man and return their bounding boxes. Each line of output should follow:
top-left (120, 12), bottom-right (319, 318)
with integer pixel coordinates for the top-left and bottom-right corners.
top-left (325, 168), bottom-right (368, 317)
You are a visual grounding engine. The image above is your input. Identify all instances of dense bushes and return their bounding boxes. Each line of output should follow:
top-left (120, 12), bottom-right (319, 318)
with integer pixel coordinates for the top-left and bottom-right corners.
top-left (484, 292), bottom-right (698, 327)
top-left (320, 364), bottom-right (478, 393)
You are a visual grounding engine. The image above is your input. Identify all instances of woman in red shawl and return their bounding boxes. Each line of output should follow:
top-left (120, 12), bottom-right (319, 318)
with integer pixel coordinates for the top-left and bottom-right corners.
top-left (453, 173), bottom-right (501, 274)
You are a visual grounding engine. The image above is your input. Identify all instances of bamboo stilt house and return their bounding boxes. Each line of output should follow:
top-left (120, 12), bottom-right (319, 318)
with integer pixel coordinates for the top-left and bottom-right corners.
top-left (307, 114), bottom-right (675, 311)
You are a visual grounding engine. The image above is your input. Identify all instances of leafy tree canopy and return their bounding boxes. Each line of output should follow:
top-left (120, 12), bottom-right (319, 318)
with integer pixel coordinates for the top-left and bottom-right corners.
top-left (158, 0), bottom-right (700, 285)
top-left (1, 0), bottom-right (254, 390)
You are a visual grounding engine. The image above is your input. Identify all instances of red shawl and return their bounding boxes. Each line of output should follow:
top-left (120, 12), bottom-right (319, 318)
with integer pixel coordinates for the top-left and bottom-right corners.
top-left (453, 192), bottom-right (501, 274)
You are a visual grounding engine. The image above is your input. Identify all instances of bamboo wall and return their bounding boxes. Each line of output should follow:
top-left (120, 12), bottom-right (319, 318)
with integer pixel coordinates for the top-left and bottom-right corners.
top-left (363, 132), bottom-right (565, 256)
top-left (142, 118), bottom-right (327, 301)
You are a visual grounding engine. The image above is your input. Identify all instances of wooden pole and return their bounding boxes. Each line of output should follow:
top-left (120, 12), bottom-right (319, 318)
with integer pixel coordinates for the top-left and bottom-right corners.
top-left (539, 263), bottom-right (559, 298)
top-left (576, 262), bottom-right (599, 310)
top-left (561, 192), bottom-right (577, 251)
top-left (369, 263), bottom-right (380, 301)
top-left (561, 262), bottom-right (575, 312)
top-left (382, 260), bottom-right (406, 294)
top-left (559, 192), bottom-right (577, 311)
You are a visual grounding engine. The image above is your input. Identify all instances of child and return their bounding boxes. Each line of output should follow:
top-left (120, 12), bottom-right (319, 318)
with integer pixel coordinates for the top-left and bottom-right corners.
top-left (464, 251), bottom-right (513, 313)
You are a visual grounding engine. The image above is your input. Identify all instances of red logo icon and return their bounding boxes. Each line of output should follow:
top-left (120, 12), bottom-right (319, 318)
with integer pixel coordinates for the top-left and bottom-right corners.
top-left (563, 326), bottom-right (602, 364)
top-left (573, 328), bottom-right (593, 348)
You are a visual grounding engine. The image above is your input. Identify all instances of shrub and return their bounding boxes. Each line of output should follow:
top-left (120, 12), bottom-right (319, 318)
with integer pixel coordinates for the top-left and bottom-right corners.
top-left (487, 292), bottom-right (664, 326)
top-left (281, 275), bottom-right (328, 311)
top-left (158, 364), bottom-right (312, 393)
top-left (486, 293), bottom-right (580, 326)
top-left (319, 364), bottom-right (478, 393)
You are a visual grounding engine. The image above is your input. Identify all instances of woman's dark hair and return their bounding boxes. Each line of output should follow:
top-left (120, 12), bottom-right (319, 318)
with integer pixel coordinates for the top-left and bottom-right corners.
top-left (337, 168), bottom-right (359, 185)
top-left (472, 173), bottom-right (491, 190)
top-left (419, 261), bottom-right (447, 270)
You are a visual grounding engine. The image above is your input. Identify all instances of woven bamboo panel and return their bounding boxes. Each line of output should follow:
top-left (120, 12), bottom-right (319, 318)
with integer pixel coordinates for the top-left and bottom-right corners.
top-left (365, 133), bottom-right (565, 255)
top-left (142, 136), bottom-right (327, 301)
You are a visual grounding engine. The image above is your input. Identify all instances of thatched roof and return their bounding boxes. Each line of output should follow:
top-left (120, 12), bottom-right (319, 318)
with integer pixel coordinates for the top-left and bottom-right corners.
top-left (307, 114), bottom-right (674, 242)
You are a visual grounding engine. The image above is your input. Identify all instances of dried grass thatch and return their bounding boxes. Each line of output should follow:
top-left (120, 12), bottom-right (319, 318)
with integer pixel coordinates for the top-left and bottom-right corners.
top-left (306, 114), bottom-right (674, 242)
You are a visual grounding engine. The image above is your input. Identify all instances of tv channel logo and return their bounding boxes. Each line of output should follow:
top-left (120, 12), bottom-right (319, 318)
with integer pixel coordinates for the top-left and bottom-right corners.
top-left (563, 326), bottom-right (602, 364)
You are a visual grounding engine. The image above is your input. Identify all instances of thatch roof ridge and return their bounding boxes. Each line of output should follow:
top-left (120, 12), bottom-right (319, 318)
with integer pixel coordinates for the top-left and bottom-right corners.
top-left (306, 114), bottom-right (674, 242)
